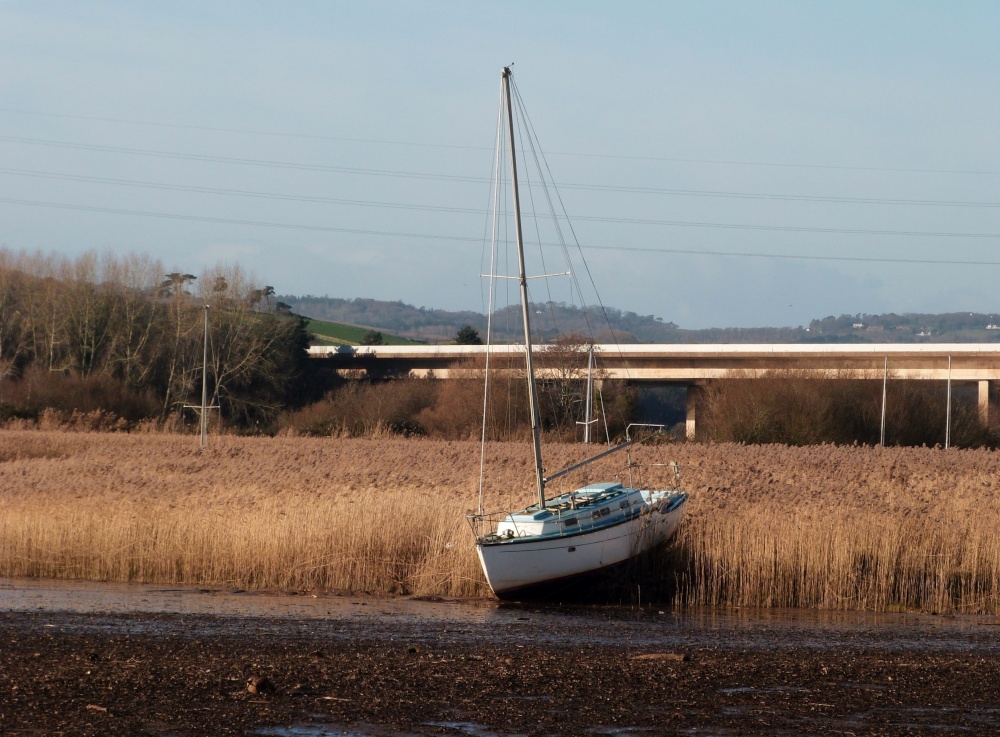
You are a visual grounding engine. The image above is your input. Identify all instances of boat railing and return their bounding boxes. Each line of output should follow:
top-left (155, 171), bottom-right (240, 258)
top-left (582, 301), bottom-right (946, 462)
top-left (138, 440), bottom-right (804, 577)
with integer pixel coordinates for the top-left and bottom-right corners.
top-left (467, 495), bottom-right (635, 542)
top-left (622, 424), bottom-right (682, 490)
top-left (625, 423), bottom-right (667, 442)
top-left (621, 458), bottom-right (682, 493)
top-left (466, 506), bottom-right (571, 541)
top-left (465, 510), bottom-right (509, 541)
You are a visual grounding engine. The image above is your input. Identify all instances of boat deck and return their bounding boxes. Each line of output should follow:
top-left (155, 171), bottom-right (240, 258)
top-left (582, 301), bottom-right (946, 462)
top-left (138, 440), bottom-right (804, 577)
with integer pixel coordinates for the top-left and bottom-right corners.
top-left (482, 482), bottom-right (683, 545)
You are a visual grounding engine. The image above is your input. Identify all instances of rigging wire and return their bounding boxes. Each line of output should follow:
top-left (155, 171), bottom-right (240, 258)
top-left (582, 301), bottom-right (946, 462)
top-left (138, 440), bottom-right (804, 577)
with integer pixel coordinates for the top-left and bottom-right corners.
top-left (509, 83), bottom-right (567, 427)
top-left (503, 72), bottom-right (633, 406)
top-left (478, 80), bottom-right (506, 517)
top-left (510, 82), bottom-right (561, 332)
top-left (511, 78), bottom-right (595, 336)
top-left (479, 86), bottom-right (506, 318)
top-left (508, 73), bottom-right (630, 386)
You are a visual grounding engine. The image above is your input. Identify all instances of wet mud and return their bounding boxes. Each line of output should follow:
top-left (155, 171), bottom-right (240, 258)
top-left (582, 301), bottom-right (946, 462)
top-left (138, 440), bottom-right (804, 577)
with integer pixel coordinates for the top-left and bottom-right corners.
top-left (2, 579), bottom-right (1000, 736)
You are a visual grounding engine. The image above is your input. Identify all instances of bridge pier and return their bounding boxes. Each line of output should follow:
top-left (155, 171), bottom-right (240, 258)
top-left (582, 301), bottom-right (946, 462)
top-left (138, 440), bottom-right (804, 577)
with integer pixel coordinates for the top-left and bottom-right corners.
top-left (686, 384), bottom-right (702, 440)
top-left (980, 380), bottom-right (990, 425)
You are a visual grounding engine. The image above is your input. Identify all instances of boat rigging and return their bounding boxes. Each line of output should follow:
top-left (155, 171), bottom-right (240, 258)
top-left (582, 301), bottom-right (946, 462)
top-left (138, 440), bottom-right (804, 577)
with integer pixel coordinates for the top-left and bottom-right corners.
top-left (467, 66), bottom-right (688, 600)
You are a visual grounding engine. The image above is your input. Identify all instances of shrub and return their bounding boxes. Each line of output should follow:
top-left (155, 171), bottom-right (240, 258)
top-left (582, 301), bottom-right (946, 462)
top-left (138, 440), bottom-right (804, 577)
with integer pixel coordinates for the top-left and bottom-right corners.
top-left (0, 367), bottom-right (160, 428)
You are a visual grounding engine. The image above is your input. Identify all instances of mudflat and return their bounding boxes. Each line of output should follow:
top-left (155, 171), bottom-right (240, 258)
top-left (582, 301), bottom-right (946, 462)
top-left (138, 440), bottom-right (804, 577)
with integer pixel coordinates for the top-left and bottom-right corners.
top-left (2, 581), bottom-right (998, 736)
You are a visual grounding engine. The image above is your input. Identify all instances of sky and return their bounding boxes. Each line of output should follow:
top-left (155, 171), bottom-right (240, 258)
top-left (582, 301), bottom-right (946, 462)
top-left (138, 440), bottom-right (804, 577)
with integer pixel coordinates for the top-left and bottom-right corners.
top-left (1, 1), bottom-right (998, 329)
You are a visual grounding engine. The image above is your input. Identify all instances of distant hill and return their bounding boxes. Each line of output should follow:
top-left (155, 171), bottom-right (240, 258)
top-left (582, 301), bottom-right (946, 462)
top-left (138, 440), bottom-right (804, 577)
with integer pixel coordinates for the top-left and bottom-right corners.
top-left (284, 295), bottom-right (694, 343)
top-left (283, 296), bottom-right (1000, 345)
top-left (287, 296), bottom-right (485, 343)
top-left (806, 312), bottom-right (1000, 342)
top-left (303, 318), bottom-right (418, 346)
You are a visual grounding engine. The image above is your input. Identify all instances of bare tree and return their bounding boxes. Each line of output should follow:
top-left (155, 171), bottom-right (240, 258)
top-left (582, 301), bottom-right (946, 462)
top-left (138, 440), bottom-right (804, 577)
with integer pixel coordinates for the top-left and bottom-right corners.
top-left (197, 264), bottom-right (305, 424)
top-left (536, 333), bottom-right (596, 437)
top-left (103, 252), bottom-right (163, 387)
top-left (0, 249), bottom-right (29, 380)
top-left (159, 271), bottom-right (201, 415)
top-left (20, 252), bottom-right (75, 372)
top-left (62, 252), bottom-right (119, 377)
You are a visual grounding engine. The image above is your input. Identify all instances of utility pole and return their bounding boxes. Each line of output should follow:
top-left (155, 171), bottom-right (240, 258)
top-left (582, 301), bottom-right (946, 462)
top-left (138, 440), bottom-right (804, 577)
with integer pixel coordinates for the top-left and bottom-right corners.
top-left (200, 305), bottom-right (209, 447)
top-left (185, 305), bottom-right (219, 447)
top-left (880, 356), bottom-right (888, 447)
top-left (945, 355), bottom-right (952, 449)
top-left (579, 344), bottom-right (596, 444)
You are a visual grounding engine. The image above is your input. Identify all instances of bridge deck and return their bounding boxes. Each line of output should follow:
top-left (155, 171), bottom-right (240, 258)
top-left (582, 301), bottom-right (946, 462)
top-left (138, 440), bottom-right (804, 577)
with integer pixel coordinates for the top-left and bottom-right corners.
top-left (308, 343), bottom-right (1000, 381)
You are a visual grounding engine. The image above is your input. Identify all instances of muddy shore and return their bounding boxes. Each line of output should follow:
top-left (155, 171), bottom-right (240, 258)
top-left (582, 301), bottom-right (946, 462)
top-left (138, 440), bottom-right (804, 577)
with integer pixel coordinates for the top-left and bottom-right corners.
top-left (2, 581), bottom-right (999, 736)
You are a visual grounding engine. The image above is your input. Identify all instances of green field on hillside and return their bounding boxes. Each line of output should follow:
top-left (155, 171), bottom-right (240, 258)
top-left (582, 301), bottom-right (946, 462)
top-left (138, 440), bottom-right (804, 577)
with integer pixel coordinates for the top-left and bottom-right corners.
top-left (304, 318), bottom-right (418, 346)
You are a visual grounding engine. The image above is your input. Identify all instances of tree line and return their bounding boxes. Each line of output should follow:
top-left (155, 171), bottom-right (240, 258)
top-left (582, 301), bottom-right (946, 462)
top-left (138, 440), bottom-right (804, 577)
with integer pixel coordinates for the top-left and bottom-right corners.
top-left (0, 248), bottom-right (318, 429)
top-left (698, 370), bottom-right (998, 448)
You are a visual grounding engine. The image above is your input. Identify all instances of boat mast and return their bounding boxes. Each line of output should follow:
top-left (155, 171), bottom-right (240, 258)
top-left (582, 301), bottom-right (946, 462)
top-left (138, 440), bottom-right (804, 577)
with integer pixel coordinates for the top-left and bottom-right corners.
top-left (502, 66), bottom-right (546, 509)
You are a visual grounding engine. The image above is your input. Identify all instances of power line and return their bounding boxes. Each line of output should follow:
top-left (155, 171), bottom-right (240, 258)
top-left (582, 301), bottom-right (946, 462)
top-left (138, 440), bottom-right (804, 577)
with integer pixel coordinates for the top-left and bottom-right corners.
top-left (0, 196), bottom-right (477, 242)
top-left (0, 106), bottom-right (486, 152)
top-left (544, 150), bottom-right (1000, 176)
top-left (3, 193), bottom-right (999, 239)
top-left (577, 218), bottom-right (1000, 239)
top-left (2, 105), bottom-right (997, 176)
top-left (581, 244), bottom-right (1000, 266)
top-left (0, 167), bottom-right (483, 215)
top-left (0, 135), bottom-right (484, 183)
top-left (562, 182), bottom-right (1000, 208)
top-left (2, 196), bottom-right (999, 266)
top-left (3, 157), bottom-right (1000, 211)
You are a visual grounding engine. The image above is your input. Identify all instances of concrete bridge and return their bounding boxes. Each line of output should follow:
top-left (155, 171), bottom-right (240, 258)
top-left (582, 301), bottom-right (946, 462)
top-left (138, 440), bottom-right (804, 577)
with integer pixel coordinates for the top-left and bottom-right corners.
top-left (308, 343), bottom-right (1000, 437)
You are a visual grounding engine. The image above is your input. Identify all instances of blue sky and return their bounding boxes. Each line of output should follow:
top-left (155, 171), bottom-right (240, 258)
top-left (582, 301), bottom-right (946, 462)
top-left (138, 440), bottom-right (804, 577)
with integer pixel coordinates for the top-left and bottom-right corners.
top-left (1, 1), bottom-right (998, 329)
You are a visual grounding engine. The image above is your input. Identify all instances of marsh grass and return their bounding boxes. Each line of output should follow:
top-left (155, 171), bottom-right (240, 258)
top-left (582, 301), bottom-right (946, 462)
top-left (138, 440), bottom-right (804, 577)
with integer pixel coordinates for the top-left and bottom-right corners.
top-left (2, 430), bottom-right (1000, 611)
top-left (0, 432), bottom-right (487, 596)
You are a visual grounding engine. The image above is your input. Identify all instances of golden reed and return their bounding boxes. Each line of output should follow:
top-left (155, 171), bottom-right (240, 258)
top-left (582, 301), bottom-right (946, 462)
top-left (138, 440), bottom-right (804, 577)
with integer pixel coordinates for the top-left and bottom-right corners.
top-left (2, 430), bottom-right (999, 612)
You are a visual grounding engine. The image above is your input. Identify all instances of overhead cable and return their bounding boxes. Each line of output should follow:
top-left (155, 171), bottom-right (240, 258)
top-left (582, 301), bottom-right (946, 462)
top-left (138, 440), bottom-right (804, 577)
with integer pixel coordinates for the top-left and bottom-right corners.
top-left (1, 106), bottom-right (997, 175)
top-left (2, 195), bottom-right (999, 266)
top-left (2, 136), bottom-right (999, 206)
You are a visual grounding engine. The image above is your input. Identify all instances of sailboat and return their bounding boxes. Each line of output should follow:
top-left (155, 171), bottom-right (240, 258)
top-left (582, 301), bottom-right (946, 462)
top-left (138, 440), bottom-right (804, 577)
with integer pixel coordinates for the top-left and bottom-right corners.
top-left (466, 67), bottom-right (688, 600)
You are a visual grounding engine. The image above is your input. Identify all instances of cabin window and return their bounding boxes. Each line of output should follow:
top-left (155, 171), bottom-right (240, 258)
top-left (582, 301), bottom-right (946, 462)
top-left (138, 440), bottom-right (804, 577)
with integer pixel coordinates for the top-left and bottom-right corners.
top-left (563, 517), bottom-right (578, 527)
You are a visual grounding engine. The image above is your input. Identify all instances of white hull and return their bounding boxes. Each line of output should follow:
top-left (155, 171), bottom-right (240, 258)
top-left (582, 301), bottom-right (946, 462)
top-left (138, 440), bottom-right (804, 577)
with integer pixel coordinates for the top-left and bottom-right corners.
top-left (476, 494), bottom-right (686, 598)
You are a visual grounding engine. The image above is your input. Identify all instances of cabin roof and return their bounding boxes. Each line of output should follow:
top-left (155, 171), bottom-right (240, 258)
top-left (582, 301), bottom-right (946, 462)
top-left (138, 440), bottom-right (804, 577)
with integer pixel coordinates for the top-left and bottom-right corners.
top-left (576, 482), bottom-right (623, 493)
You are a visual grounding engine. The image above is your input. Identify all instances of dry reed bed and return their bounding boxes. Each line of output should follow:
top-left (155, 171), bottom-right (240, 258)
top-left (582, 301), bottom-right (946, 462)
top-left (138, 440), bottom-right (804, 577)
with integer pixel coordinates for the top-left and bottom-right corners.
top-left (2, 430), bottom-right (999, 612)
